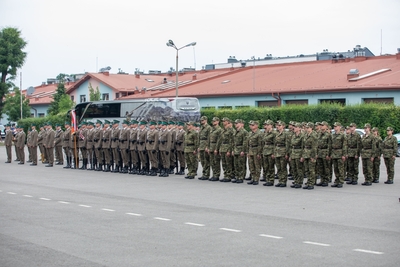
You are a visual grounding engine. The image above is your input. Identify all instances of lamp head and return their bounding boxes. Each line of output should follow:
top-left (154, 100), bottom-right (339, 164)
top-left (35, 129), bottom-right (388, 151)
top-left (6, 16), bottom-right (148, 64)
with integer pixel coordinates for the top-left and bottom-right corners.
top-left (168, 40), bottom-right (175, 46)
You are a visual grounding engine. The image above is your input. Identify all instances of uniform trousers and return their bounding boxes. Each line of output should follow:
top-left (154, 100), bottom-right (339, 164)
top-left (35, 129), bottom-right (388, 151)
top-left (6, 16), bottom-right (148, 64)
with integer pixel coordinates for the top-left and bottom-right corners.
top-left (138, 150), bottom-right (148, 169)
top-left (46, 147), bottom-right (54, 164)
top-left (220, 152), bottom-right (233, 179)
top-left (347, 157), bottom-right (359, 181)
top-left (248, 154), bottom-right (261, 182)
top-left (234, 154), bottom-right (247, 180)
top-left (148, 150), bottom-right (158, 169)
top-left (6, 145), bottom-right (12, 162)
top-left (275, 156), bottom-right (288, 184)
top-left (317, 158), bottom-right (330, 184)
top-left (384, 157), bottom-right (395, 181)
top-left (55, 146), bottom-right (63, 163)
top-left (372, 157), bottom-right (381, 180)
top-left (94, 148), bottom-right (103, 164)
top-left (185, 151), bottom-right (197, 177)
top-left (130, 150), bottom-right (139, 168)
top-left (303, 158), bottom-right (316, 186)
top-left (262, 154), bottom-right (275, 183)
top-left (176, 151), bottom-right (185, 169)
top-left (199, 150), bottom-right (210, 178)
top-left (362, 157), bottom-right (373, 182)
top-left (332, 158), bottom-right (345, 184)
top-left (31, 146), bottom-right (38, 164)
top-left (292, 158), bottom-right (304, 185)
top-left (17, 147), bottom-right (25, 163)
top-left (210, 152), bottom-right (221, 178)
top-left (103, 148), bottom-right (112, 165)
top-left (160, 151), bottom-right (170, 169)
top-left (120, 148), bottom-right (129, 166)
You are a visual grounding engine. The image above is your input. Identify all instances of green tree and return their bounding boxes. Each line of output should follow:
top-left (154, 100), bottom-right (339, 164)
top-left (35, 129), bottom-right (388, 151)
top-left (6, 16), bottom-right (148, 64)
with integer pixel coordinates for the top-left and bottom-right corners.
top-left (0, 27), bottom-right (27, 119)
top-left (89, 82), bottom-right (101, 101)
top-left (58, 94), bottom-right (75, 113)
top-left (3, 87), bottom-right (30, 122)
top-left (48, 73), bottom-right (70, 115)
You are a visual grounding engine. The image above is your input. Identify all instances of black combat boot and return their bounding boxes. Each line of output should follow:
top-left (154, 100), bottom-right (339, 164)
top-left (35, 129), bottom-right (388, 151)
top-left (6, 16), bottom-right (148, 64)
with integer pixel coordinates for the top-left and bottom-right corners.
top-left (63, 157), bottom-right (71, 169)
top-left (178, 167), bottom-right (185, 175)
top-left (97, 164), bottom-right (103, 171)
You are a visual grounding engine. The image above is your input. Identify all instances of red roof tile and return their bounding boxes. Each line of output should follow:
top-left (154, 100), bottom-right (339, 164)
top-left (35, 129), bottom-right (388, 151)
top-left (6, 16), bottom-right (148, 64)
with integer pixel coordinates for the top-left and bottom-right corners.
top-left (24, 82), bottom-right (76, 105)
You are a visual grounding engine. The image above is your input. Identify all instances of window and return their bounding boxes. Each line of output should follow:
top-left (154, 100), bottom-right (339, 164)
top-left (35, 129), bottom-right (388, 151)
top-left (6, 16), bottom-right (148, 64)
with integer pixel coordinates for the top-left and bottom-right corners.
top-left (102, 93), bottom-right (109, 101)
top-left (235, 106), bottom-right (250, 109)
top-left (363, 98), bottom-right (393, 104)
top-left (115, 93), bottom-right (120, 99)
top-left (70, 95), bottom-right (74, 101)
top-left (319, 98), bottom-right (346, 105)
top-left (257, 101), bottom-right (278, 107)
top-left (38, 113), bottom-right (45, 117)
top-left (80, 95), bottom-right (86, 103)
top-left (30, 113), bottom-right (34, 117)
top-left (202, 106), bottom-right (215, 110)
top-left (218, 106), bottom-right (232, 109)
top-left (285, 100), bottom-right (308, 105)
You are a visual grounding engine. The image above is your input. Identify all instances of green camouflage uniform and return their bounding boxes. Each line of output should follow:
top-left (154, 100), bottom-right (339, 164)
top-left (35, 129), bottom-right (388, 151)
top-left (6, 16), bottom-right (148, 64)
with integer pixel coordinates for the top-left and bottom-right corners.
top-left (262, 130), bottom-right (275, 183)
top-left (303, 131), bottom-right (317, 186)
top-left (316, 131), bottom-right (332, 185)
top-left (331, 131), bottom-right (347, 185)
top-left (290, 132), bottom-right (304, 185)
top-left (233, 127), bottom-right (248, 181)
top-left (248, 129), bottom-right (263, 182)
top-left (209, 125), bottom-right (223, 179)
top-left (184, 129), bottom-right (199, 177)
top-left (372, 135), bottom-right (382, 181)
top-left (274, 131), bottom-right (290, 185)
top-left (217, 126), bottom-right (234, 179)
top-left (360, 133), bottom-right (376, 183)
top-left (382, 135), bottom-right (397, 182)
top-left (346, 132), bottom-right (361, 182)
top-left (199, 123), bottom-right (212, 178)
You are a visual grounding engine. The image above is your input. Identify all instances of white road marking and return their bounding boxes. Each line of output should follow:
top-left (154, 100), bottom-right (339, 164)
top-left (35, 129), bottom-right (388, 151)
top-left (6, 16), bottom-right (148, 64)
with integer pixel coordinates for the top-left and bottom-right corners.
top-left (185, 222), bottom-right (205, 227)
top-left (259, 234), bottom-right (283, 239)
top-left (102, 208), bottom-right (115, 212)
top-left (154, 217), bottom-right (171, 221)
top-left (353, 249), bottom-right (384, 255)
top-left (303, 241), bottom-right (331, 247)
top-left (219, 228), bottom-right (242, 233)
top-left (126, 213), bottom-right (142, 216)
top-left (7, 192), bottom-right (16, 195)
top-left (58, 201), bottom-right (70, 204)
top-left (39, 198), bottom-right (51, 201)
top-left (23, 195), bottom-right (33, 198)
top-left (79, 204), bottom-right (91, 208)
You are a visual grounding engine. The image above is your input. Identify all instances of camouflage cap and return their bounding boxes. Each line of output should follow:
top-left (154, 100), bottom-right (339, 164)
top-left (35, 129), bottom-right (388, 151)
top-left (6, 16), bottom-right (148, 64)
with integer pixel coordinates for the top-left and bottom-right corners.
top-left (364, 123), bottom-right (371, 129)
top-left (345, 126), bottom-right (350, 130)
top-left (387, 127), bottom-right (394, 131)
top-left (289, 121), bottom-right (295, 126)
top-left (250, 120), bottom-right (259, 125)
top-left (321, 121), bottom-right (329, 126)
top-left (200, 116), bottom-right (208, 121)
top-left (212, 117), bottom-right (220, 122)
top-left (349, 123), bottom-right (357, 127)
top-left (235, 119), bottom-right (243, 124)
top-left (372, 127), bottom-right (379, 132)
top-left (276, 120), bottom-right (285, 126)
top-left (222, 117), bottom-right (231, 123)
top-left (334, 122), bottom-right (342, 127)
top-left (263, 119), bottom-right (274, 125)
top-left (315, 122), bottom-right (321, 126)
top-left (186, 121), bottom-right (195, 126)
top-left (306, 122), bottom-right (314, 128)
top-left (294, 122), bottom-right (301, 128)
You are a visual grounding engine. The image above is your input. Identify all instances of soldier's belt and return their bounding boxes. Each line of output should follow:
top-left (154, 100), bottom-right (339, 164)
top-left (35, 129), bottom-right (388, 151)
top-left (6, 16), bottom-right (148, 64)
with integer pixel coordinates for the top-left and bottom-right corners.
top-left (318, 146), bottom-right (328, 149)
top-left (385, 146), bottom-right (394, 149)
top-left (88, 141), bottom-right (92, 142)
top-left (265, 142), bottom-right (272, 145)
top-left (186, 144), bottom-right (194, 146)
top-left (304, 146), bottom-right (311, 149)
top-left (349, 146), bottom-right (357, 149)
top-left (222, 142), bottom-right (229, 144)
top-left (292, 146), bottom-right (302, 149)
top-left (200, 138), bottom-right (207, 140)
top-left (276, 144), bottom-right (285, 147)
top-left (211, 142), bottom-right (217, 143)
top-left (250, 145), bottom-right (258, 147)
top-left (103, 139), bottom-right (109, 141)
top-left (332, 147), bottom-right (342, 149)
top-left (363, 148), bottom-right (372, 150)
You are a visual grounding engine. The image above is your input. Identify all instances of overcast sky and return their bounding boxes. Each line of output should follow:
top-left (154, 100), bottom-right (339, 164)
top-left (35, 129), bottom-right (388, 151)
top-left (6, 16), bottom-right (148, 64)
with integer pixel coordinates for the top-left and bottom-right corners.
top-left (1, 0), bottom-right (399, 88)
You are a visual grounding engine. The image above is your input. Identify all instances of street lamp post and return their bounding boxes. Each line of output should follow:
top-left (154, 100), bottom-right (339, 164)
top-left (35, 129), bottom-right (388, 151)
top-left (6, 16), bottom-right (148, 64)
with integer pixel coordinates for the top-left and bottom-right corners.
top-left (166, 40), bottom-right (196, 97)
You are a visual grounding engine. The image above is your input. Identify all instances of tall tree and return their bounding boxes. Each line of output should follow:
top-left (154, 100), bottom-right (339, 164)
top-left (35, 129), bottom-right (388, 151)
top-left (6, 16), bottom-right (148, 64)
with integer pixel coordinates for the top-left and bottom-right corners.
top-left (89, 82), bottom-right (101, 101)
top-left (0, 27), bottom-right (27, 118)
top-left (48, 73), bottom-right (70, 115)
top-left (3, 87), bottom-right (30, 122)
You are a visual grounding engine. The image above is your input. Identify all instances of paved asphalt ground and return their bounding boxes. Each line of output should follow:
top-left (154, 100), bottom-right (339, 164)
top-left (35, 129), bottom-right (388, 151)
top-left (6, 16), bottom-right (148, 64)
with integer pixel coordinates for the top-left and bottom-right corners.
top-left (1, 146), bottom-right (399, 267)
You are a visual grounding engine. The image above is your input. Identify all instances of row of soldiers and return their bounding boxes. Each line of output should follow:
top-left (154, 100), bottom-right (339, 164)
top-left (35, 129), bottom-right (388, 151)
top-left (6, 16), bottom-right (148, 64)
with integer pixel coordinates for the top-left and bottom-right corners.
top-left (3, 118), bottom-right (397, 189)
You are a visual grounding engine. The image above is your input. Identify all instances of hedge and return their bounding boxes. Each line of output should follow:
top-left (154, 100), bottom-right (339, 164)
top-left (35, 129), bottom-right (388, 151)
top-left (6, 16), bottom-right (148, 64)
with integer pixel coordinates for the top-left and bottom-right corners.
top-left (201, 103), bottom-right (400, 137)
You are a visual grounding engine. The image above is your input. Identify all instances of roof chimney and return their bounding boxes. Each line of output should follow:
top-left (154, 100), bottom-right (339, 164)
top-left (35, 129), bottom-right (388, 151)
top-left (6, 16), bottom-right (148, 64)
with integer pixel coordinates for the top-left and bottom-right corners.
top-left (102, 71), bottom-right (109, 76)
top-left (347, 69), bottom-right (359, 81)
top-left (192, 74), bottom-right (197, 81)
top-left (135, 73), bottom-right (140, 78)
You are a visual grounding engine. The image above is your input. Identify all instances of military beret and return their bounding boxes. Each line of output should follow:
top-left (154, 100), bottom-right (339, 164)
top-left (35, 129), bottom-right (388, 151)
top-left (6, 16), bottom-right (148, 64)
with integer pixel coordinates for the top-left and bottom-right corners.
top-left (168, 121), bottom-right (175, 125)
top-left (195, 123), bottom-right (200, 127)
top-left (387, 127), bottom-right (394, 131)
top-left (349, 123), bottom-right (357, 127)
top-left (104, 119), bottom-right (111, 124)
top-left (157, 121), bottom-right (162, 125)
top-left (89, 122), bottom-right (95, 126)
top-left (364, 123), bottom-right (371, 129)
top-left (122, 120), bottom-right (129, 125)
top-left (112, 119), bottom-right (120, 125)
top-left (65, 121), bottom-right (71, 125)
top-left (235, 119), bottom-right (243, 124)
top-left (55, 123), bottom-right (61, 127)
top-left (139, 121), bottom-right (147, 125)
top-left (46, 122), bottom-right (52, 126)
top-left (222, 117), bottom-right (231, 123)
top-left (6, 124), bottom-right (11, 127)
top-left (200, 116), bottom-right (208, 121)
top-left (250, 120), bottom-right (259, 125)
top-left (149, 121), bottom-right (157, 125)
top-left (212, 117), bottom-right (220, 122)
top-left (31, 123), bottom-right (36, 127)
top-left (96, 120), bottom-right (103, 125)
top-left (161, 121), bottom-right (168, 125)
top-left (177, 121), bottom-right (184, 126)
top-left (334, 122), bottom-right (342, 127)
top-left (81, 121), bottom-right (88, 125)
top-left (130, 120), bottom-right (138, 124)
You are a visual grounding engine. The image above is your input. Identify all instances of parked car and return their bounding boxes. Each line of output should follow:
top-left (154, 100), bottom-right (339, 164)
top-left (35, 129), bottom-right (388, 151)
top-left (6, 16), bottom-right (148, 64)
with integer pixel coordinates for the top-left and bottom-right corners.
top-left (0, 125), bottom-right (5, 140)
top-left (393, 133), bottom-right (400, 157)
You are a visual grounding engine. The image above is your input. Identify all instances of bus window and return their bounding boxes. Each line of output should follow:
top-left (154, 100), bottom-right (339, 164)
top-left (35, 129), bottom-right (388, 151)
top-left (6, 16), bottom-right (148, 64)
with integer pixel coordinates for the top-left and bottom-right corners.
top-left (84, 103), bottom-right (121, 118)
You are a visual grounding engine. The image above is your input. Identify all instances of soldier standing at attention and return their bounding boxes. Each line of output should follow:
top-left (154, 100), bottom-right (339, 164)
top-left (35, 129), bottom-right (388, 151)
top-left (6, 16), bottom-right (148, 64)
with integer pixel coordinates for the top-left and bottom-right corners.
top-left (102, 120), bottom-right (112, 172)
top-left (232, 119), bottom-right (248, 183)
top-left (287, 121), bottom-right (295, 180)
top-left (209, 117), bottom-right (223, 181)
top-left (16, 126), bottom-right (26, 164)
top-left (198, 116), bottom-right (212, 180)
top-left (346, 123), bottom-right (361, 185)
top-left (28, 124), bottom-right (38, 166)
top-left (118, 120), bottom-right (130, 173)
top-left (26, 129), bottom-right (32, 163)
top-left (146, 121), bottom-right (159, 176)
top-left (273, 121), bottom-right (290, 187)
top-left (137, 121), bottom-right (149, 175)
top-left (289, 123), bottom-right (304, 188)
top-left (330, 122), bottom-right (347, 188)
top-left (360, 124), bottom-right (376, 186)
top-left (262, 120), bottom-right (275, 186)
top-left (371, 127), bottom-right (382, 183)
top-left (86, 122), bottom-right (95, 170)
top-left (247, 120), bottom-right (262, 185)
top-left (128, 120), bottom-right (140, 174)
top-left (382, 127), bottom-right (397, 184)
top-left (175, 122), bottom-right (186, 175)
top-left (63, 122), bottom-right (72, 169)
top-left (110, 120), bottom-right (121, 173)
top-left (78, 123), bottom-right (88, 170)
top-left (38, 125), bottom-right (46, 163)
top-left (217, 118), bottom-right (234, 182)
top-left (44, 123), bottom-right (55, 167)
top-left (93, 120), bottom-right (103, 171)
top-left (302, 123), bottom-right (317, 190)
top-left (4, 124), bottom-right (13, 163)
top-left (184, 122), bottom-right (199, 179)
top-left (168, 121), bottom-right (177, 174)
top-left (316, 121), bottom-right (332, 187)
top-left (54, 124), bottom-right (64, 165)
top-left (158, 121), bottom-right (172, 177)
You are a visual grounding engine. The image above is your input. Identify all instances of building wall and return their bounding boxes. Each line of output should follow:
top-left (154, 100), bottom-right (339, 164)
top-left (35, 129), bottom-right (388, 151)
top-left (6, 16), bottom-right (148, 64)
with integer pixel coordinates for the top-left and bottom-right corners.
top-left (30, 105), bottom-right (49, 117)
top-left (199, 90), bottom-right (400, 109)
top-left (71, 79), bottom-right (114, 103)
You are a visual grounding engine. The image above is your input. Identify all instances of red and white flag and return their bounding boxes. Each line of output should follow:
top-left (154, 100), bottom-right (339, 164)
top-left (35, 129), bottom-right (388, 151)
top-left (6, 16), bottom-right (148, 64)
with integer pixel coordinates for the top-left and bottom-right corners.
top-left (71, 110), bottom-right (77, 135)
